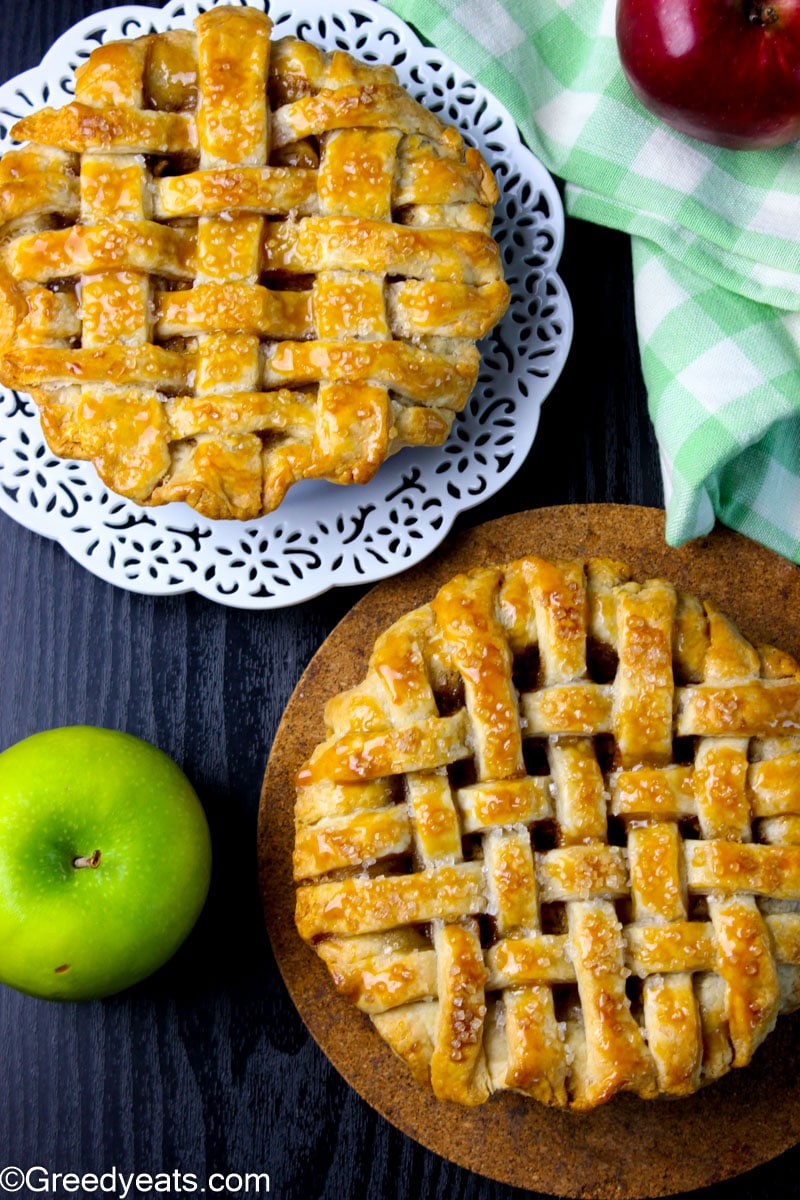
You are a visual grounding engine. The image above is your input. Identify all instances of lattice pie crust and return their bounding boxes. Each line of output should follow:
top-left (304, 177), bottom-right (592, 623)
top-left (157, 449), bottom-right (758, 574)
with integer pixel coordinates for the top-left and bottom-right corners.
top-left (0, 6), bottom-right (508, 519)
top-left (293, 556), bottom-right (800, 1109)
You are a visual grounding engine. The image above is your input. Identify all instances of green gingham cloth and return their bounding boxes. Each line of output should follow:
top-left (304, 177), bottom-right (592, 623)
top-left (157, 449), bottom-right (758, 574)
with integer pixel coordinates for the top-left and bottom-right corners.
top-left (386, 0), bottom-right (800, 561)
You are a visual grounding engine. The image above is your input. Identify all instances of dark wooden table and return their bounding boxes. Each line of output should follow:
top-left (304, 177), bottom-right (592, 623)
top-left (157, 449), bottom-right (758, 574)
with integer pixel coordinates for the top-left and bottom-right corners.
top-left (1, 3), bottom-right (797, 1198)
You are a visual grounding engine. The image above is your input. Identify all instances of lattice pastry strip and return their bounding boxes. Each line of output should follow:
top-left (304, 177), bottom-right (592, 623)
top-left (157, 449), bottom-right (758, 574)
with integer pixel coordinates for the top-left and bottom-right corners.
top-left (0, 6), bottom-right (509, 518)
top-left (294, 556), bottom-right (800, 1109)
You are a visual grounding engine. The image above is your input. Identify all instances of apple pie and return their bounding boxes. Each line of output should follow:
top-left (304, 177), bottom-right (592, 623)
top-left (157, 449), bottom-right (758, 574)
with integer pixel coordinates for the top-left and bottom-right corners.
top-left (293, 556), bottom-right (800, 1109)
top-left (0, 6), bottom-right (508, 519)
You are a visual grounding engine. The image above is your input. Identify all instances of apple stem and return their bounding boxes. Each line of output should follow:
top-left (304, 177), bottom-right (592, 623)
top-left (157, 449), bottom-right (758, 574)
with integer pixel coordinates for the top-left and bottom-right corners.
top-left (73, 849), bottom-right (102, 869)
top-left (747, 2), bottom-right (779, 25)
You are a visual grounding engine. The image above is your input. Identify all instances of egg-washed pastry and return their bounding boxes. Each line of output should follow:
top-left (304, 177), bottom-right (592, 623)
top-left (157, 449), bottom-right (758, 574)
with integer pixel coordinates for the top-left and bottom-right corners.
top-left (294, 555), bottom-right (800, 1109)
top-left (0, 6), bottom-right (508, 519)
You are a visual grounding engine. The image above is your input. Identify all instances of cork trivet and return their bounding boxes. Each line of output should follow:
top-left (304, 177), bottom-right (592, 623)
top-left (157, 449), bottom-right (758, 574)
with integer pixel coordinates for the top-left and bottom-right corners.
top-left (259, 504), bottom-right (800, 1198)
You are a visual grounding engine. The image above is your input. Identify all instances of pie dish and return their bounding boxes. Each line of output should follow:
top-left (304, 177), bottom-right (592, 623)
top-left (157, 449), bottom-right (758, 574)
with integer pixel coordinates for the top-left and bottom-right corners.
top-left (0, 0), bottom-right (569, 605)
top-left (292, 551), bottom-right (800, 1111)
top-left (0, 4), bottom-right (509, 520)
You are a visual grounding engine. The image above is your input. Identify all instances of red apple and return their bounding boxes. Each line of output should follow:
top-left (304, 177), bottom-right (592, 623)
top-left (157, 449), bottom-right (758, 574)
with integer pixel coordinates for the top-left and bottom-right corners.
top-left (617, 0), bottom-right (800, 149)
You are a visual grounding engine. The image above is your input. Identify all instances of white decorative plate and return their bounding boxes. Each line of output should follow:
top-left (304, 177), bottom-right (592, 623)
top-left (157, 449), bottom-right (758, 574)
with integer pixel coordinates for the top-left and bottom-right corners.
top-left (0, 0), bottom-right (572, 609)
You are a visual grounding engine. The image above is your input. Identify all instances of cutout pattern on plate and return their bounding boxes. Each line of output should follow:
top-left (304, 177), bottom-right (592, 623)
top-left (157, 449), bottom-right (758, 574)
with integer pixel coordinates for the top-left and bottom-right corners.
top-left (0, 0), bottom-right (572, 608)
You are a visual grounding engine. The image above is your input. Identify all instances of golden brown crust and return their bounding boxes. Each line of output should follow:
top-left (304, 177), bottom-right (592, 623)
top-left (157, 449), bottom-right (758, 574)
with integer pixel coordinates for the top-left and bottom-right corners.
top-left (0, 6), bottom-right (509, 519)
top-left (293, 556), bottom-right (800, 1109)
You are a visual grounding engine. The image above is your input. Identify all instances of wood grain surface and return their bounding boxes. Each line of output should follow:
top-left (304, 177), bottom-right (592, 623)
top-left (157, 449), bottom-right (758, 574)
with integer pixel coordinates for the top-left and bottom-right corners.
top-left (1, 4), bottom-right (798, 1199)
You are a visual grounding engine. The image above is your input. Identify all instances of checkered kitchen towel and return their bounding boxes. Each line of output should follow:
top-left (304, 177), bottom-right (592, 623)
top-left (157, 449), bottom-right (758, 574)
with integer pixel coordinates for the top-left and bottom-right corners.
top-left (386, 0), bottom-right (800, 561)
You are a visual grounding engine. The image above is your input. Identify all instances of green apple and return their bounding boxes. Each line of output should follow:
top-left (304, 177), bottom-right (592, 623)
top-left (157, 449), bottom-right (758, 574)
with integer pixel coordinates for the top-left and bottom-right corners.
top-left (0, 726), bottom-right (212, 1000)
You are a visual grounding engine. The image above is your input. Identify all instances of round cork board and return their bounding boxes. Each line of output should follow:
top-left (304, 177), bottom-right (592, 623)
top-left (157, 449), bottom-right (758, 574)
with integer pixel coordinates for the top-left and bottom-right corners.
top-left (259, 504), bottom-right (800, 1198)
